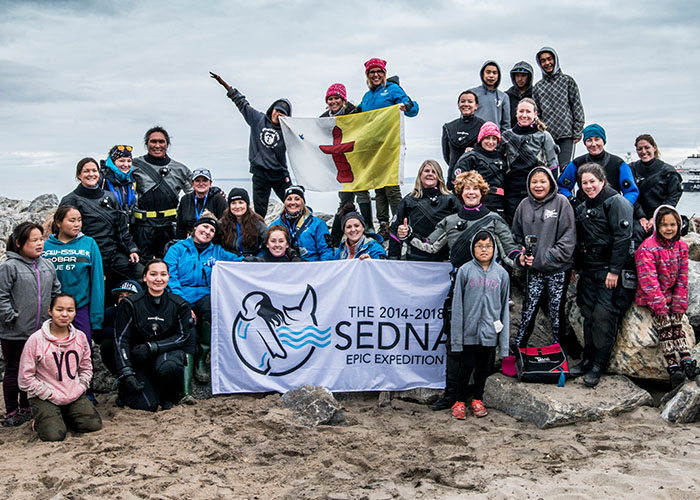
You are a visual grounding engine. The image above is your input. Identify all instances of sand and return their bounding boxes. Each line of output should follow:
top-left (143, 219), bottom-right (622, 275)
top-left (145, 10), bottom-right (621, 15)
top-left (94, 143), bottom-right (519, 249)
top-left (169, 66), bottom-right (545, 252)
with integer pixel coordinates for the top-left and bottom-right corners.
top-left (1, 390), bottom-right (698, 500)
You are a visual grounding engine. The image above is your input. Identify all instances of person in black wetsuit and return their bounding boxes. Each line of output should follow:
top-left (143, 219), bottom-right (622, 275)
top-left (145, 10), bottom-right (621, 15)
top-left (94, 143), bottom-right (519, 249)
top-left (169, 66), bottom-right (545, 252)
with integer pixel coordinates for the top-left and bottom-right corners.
top-left (442, 90), bottom-right (485, 191)
top-left (244, 225), bottom-right (302, 262)
top-left (114, 259), bottom-right (193, 411)
top-left (131, 127), bottom-right (193, 260)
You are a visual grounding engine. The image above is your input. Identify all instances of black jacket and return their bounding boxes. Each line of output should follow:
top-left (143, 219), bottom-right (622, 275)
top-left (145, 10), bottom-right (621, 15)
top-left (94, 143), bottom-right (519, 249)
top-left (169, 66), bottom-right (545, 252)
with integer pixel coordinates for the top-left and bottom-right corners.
top-left (389, 188), bottom-right (460, 261)
top-left (630, 159), bottom-right (682, 220)
top-left (175, 187), bottom-right (228, 239)
top-left (442, 114), bottom-right (485, 175)
top-left (452, 146), bottom-right (506, 213)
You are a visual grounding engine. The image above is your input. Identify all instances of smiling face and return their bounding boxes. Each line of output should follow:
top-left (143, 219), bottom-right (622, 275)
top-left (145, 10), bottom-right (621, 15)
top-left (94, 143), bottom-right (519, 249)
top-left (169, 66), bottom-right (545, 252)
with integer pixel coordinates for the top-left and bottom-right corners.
top-left (473, 237), bottom-right (494, 267)
top-left (461, 183), bottom-right (482, 207)
top-left (192, 223), bottom-right (216, 245)
top-left (114, 157), bottom-right (132, 173)
top-left (481, 135), bottom-right (499, 152)
top-left (539, 52), bottom-right (555, 73)
top-left (344, 218), bottom-right (364, 245)
top-left (636, 139), bottom-right (657, 163)
top-left (482, 64), bottom-right (499, 89)
top-left (658, 213), bottom-right (679, 241)
top-left (580, 172), bottom-right (605, 199)
top-left (146, 132), bottom-right (169, 158)
top-left (516, 101), bottom-right (537, 127)
top-left (266, 230), bottom-right (289, 257)
top-left (420, 164), bottom-right (438, 189)
top-left (457, 93), bottom-right (478, 117)
top-left (585, 136), bottom-right (605, 156)
top-left (144, 262), bottom-right (169, 296)
top-left (20, 228), bottom-right (45, 259)
top-left (326, 95), bottom-right (344, 114)
top-left (229, 199), bottom-right (247, 218)
top-left (57, 208), bottom-right (82, 240)
top-left (192, 176), bottom-right (212, 197)
top-left (529, 171), bottom-right (551, 201)
top-left (367, 68), bottom-right (385, 87)
top-left (49, 296), bottom-right (77, 330)
top-left (77, 161), bottom-right (100, 188)
top-left (284, 194), bottom-right (304, 213)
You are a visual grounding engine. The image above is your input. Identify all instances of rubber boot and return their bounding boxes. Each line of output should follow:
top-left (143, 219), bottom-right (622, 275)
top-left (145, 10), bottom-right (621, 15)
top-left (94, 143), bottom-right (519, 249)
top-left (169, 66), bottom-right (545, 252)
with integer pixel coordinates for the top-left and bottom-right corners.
top-left (358, 202), bottom-right (375, 233)
top-left (569, 358), bottom-right (592, 377)
top-left (179, 353), bottom-right (196, 405)
top-left (194, 321), bottom-right (211, 383)
top-left (583, 363), bottom-right (603, 387)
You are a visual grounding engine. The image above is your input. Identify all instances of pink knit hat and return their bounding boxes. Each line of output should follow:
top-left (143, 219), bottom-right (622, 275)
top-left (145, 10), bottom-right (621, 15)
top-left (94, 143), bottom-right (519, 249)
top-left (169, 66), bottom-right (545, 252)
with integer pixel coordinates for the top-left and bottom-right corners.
top-left (364, 58), bottom-right (387, 74)
top-left (478, 121), bottom-right (501, 143)
top-left (325, 83), bottom-right (347, 101)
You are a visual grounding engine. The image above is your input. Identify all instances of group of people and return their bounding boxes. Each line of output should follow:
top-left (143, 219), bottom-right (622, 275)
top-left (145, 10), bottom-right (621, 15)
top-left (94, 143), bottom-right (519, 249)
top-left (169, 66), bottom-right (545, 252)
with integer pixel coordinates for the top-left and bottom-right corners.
top-left (0, 47), bottom-right (694, 437)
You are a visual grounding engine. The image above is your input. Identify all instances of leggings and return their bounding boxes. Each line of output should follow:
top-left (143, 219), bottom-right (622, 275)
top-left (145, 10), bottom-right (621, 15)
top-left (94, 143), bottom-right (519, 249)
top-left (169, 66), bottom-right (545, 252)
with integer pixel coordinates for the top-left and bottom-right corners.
top-left (454, 345), bottom-right (495, 402)
top-left (1, 338), bottom-right (29, 415)
top-left (515, 271), bottom-right (566, 347)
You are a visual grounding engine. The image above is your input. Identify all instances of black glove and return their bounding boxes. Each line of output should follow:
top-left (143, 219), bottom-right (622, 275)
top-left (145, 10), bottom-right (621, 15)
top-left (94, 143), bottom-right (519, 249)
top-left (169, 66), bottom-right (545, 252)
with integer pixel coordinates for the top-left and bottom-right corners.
top-left (131, 342), bottom-right (158, 363)
top-left (122, 374), bottom-right (144, 393)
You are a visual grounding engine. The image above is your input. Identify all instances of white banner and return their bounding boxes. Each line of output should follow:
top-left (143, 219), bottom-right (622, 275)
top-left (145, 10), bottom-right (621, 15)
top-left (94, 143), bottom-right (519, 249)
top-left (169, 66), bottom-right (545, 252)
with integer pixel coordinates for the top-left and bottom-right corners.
top-left (211, 260), bottom-right (452, 394)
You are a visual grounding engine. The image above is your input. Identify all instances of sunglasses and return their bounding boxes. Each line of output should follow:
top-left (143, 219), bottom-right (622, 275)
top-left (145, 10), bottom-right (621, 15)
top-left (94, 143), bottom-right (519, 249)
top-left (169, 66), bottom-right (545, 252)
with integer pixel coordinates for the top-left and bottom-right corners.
top-left (115, 145), bottom-right (133, 152)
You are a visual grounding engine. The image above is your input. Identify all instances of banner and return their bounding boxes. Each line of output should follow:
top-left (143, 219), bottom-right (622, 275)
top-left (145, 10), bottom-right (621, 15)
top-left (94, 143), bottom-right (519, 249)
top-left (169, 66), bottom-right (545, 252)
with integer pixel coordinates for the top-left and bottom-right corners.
top-left (211, 260), bottom-right (451, 394)
top-left (279, 105), bottom-right (405, 192)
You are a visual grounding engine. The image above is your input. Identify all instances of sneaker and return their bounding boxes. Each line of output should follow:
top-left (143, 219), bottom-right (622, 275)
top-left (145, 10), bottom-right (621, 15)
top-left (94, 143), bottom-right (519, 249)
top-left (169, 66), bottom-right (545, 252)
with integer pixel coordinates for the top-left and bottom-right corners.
top-left (2, 410), bottom-right (25, 427)
top-left (17, 407), bottom-right (32, 425)
top-left (471, 399), bottom-right (488, 418)
top-left (681, 358), bottom-right (700, 380)
top-left (451, 401), bottom-right (466, 420)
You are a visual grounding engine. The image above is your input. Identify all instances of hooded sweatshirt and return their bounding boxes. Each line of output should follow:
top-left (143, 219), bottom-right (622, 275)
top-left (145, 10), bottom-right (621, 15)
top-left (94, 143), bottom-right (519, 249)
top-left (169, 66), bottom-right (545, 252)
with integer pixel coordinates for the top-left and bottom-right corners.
top-left (469, 60), bottom-right (511, 131)
top-left (634, 205), bottom-right (688, 316)
top-left (42, 233), bottom-right (104, 330)
top-left (505, 61), bottom-right (534, 127)
top-left (450, 231), bottom-right (510, 356)
top-left (227, 88), bottom-right (292, 179)
top-left (532, 47), bottom-right (585, 141)
top-left (511, 167), bottom-right (576, 274)
top-left (18, 320), bottom-right (92, 406)
top-left (0, 252), bottom-right (61, 341)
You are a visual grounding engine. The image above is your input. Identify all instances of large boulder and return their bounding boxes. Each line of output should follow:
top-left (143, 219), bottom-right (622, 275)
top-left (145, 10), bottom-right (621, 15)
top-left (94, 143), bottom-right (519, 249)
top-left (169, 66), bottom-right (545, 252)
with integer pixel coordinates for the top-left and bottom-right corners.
top-left (686, 260), bottom-right (700, 331)
top-left (279, 385), bottom-right (345, 426)
top-left (660, 378), bottom-right (700, 423)
top-left (0, 194), bottom-right (58, 259)
top-left (483, 373), bottom-right (653, 428)
top-left (607, 305), bottom-right (697, 381)
top-left (682, 232), bottom-right (700, 262)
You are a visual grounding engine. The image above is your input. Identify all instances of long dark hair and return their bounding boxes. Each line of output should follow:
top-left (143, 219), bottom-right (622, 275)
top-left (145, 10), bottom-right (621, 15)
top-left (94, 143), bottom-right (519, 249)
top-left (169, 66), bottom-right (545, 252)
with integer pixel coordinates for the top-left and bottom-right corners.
top-left (218, 205), bottom-right (264, 252)
top-left (7, 221), bottom-right (43, 254)
top-left (52, 205), bottom-right (80, 236)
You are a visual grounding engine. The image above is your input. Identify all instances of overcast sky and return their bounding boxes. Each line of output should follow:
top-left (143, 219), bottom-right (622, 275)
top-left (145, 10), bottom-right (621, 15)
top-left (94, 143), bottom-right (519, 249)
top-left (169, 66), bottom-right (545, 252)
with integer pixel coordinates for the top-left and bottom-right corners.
top-left (1, 0), bottom-right (699, 203)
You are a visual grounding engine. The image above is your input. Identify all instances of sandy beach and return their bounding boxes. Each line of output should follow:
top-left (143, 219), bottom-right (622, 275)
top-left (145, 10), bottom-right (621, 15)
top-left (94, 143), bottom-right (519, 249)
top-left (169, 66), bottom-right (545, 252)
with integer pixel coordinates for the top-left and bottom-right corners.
top-left (1, 388), bottom-right (698, 500)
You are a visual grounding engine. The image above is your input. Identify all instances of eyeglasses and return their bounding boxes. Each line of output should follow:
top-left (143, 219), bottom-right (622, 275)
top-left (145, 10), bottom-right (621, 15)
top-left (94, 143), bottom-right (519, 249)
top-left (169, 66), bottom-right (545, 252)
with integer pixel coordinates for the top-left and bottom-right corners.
top-left (115, 145), bottom-right (133, 152)
top-left (368, 69), bottom-right (384, 76)
top-left (474, 244), bottom-right (493, 250)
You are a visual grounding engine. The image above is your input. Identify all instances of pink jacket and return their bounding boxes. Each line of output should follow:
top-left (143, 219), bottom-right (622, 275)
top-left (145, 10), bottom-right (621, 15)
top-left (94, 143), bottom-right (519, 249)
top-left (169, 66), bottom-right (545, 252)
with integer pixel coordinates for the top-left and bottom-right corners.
top-left (635, 233), bottom-right (689, 316)
top-left (18, 320), bottom-right (92, 406)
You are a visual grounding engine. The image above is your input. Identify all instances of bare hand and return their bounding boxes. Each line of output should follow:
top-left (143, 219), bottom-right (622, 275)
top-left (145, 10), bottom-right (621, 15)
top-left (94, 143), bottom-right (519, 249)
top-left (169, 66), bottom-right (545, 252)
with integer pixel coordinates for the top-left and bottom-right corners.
top-left (605, 272), bottom-right (619, 289)
top-left (399, 104), bottom-right (406, 112)
top-left (640, 218), bottom-right (653, 232)
top-left (464, 147), bottom-right (473, 154)
top-left (209, 71), bottom-right (231, 91)
top-left (397, 218), bottom-right (409, 239)
top-left (359, 254), bottom-right (371, 260)
top-left (129, 252), bottom-right (140, 263)
top-left (574, 137), bottom-right (581, 144)
top-left (191, 310), bottom-right (197, 325)
top-left (519, 249), bottom-right (534, 267)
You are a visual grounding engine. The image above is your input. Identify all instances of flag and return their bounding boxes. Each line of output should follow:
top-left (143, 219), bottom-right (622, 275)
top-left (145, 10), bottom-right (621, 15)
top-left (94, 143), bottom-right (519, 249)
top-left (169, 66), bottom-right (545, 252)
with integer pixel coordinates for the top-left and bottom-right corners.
top-left (279, 104), bottom-right (405, 192)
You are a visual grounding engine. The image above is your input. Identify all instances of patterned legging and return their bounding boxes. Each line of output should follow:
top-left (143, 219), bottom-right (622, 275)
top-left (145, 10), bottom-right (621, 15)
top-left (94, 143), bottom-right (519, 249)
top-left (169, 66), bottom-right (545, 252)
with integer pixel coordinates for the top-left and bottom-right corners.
top-left (515, 271), bottom-right (566, 347)
top-left (655, 313), bottom-right (691, 367)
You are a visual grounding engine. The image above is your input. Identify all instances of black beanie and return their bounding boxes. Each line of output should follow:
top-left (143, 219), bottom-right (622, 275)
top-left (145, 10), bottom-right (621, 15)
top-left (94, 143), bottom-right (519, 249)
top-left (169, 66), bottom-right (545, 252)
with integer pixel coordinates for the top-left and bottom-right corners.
top-left (194, 216), bottom-right (219, 232)
top-left (228, 187), bottom-right (250, 205)
top-left (284, 185), bottom-right (306, 202)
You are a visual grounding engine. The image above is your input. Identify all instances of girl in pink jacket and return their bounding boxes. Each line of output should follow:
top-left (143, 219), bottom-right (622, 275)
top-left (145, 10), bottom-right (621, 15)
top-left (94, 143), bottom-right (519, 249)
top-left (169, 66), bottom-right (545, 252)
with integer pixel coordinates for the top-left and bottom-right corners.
top-left (18, 293), bottom-right (102, 441)
top-left (635, 205), bottom-right (698, 387)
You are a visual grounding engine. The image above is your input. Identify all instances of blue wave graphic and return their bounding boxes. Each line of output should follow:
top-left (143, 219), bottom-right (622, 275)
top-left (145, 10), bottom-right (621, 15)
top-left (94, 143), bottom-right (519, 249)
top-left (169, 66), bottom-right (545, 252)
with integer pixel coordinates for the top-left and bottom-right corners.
top-left (277, 332), bottom-right (331, 343)
top-left (276, 326), bottom-right (331, 338)
top-left (236, 321), bottom-right (250, 339)
top-left (281, 339), bottom-right (331, 349)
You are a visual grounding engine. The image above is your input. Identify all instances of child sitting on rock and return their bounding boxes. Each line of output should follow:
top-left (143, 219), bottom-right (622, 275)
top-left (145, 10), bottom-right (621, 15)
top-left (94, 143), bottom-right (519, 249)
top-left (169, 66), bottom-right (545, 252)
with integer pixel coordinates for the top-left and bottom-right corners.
top-left (450, 230), bottom-right (510, 419)
top-left (635, 205), bottom-right (698, 387)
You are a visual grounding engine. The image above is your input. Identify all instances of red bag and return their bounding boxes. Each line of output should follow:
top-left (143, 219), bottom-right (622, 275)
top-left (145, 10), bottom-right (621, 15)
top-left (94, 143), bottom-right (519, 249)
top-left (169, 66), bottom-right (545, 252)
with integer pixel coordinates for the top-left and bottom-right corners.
top-left (515, 343), bottom-right (568, 384)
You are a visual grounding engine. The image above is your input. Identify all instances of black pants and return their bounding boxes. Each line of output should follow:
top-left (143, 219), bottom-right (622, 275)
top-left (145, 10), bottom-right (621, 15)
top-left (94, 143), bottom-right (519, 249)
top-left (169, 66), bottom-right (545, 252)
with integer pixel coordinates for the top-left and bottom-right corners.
top-left (375, 186), bottom-right (402, 223)
top-left (104, 252), bottom-right (144, 299)
top-left (454, 345), bottom-right (495, 401)
top-left (1, 339), bottom-right (28, 415)
top-left (504, 174), bottom-right (527, 225)
top-left (133, 217), bottom-right (176, 260)
top-left (252, 174), bottom-right (292, 218)
top-left (577, 271), bottom-right (620, 367)
top-left (555, 137), bottom-right (576, 171)
top-left (119, 350), bottom-right (186, 412)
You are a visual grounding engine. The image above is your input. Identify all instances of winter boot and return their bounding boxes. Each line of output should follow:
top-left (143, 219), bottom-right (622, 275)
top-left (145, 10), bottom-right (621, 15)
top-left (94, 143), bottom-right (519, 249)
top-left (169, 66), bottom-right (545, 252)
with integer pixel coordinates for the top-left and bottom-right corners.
top-left (179, 353), bottom-right (196, 404)
top-left (681, 358), bottom-right (700, 380)
top-left (583, 363), bottom-right (603, 387)
top-left (569, 358), bottom-right (592, 377)
top-left (668, 365), bottom-right (686, 389)
top-left (194, 321), bottom-right (212, 383)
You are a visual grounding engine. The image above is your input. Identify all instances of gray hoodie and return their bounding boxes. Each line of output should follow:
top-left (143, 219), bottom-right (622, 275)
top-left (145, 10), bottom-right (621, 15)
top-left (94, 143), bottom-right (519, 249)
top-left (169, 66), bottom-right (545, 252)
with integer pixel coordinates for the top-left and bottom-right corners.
top-left (469, 60), bottom-right (511, 131)
top-left (511, 167), bottom-right (576, 274)
top-left (0, 252), bottom-right (61, 341)
top-left (450, 231), bottom-right (510, 356)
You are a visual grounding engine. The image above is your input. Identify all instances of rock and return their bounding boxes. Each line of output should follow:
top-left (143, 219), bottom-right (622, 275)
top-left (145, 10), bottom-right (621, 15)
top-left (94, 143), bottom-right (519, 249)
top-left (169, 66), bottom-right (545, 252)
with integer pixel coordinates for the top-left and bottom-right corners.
top-left (483, 372), bottom-right (653, 428)
top-left (394, 388), bottom-right (443, 405)
top-left (682, 232), bottom-right (700, 262)
top-left (264, 201), bottom-right (284, 225)
top-left (25, 193), bottom-right (58, 214)
top-left (607, 305), bottom-right (697, 381)
top-left (91, 348), bottom-right (114, 393)
top-left (279, 385), bottom-right (345, 426)
top-left (0, 194), bottom-right (59, 259)
top-left (377, 391), bottom-right (392, 407)
top-left (686, 260), bottom-right (700, 331)
top-left (660, 378), bottom-right (700, 423)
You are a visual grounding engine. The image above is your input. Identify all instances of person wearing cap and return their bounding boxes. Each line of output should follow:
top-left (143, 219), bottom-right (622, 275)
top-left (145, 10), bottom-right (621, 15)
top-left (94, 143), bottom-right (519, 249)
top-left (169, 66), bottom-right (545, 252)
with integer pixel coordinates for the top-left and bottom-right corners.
top-left (218, 188), bottom-right (267, 257)
top-left (175, 168), bottom-right (228, 240)
top-left (131, 126), bottom-right (194, 260)
top-left (442, 90), bottom-right (485, 185)
top-left (356, 58), bottom-right (419, 239)
top-left (210, 71), bottom-right (292, 218)
top-left (334, 203), bottom-right (386, 260)
top-left (99, 144), bottom-right (137, 216)
top-left (322, 83), bottom-right (375, 246)
top-left (505, 61), bottom-right (534, 128)
top-left (268, 185), bottom-right (334, 262)
top-left (557, 123), bottom-right (639, 205)
top-left (98, 279), bottom-right (142, 377)
top-left (164, 212), bottom-right (242, 384)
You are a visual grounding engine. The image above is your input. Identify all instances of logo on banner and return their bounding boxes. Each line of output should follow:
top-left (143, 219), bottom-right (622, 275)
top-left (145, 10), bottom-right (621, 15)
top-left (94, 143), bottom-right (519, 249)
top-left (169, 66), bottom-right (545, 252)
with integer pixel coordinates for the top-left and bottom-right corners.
top-left (231, 285), bottom-right (331, 376)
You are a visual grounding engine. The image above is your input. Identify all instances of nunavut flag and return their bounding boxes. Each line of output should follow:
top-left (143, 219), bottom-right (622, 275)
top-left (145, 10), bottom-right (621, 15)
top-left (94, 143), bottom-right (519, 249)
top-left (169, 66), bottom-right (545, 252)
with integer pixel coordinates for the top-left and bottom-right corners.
top-left (279, 105), bottom-right (405, 192)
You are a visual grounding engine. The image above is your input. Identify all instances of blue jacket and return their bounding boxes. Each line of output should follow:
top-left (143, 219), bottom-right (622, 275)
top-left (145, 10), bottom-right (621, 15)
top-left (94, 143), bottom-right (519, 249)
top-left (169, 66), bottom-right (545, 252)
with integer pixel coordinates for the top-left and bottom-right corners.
top-left (335, 234), bottom-right (387, 260)
top-left (270, 209), bottom-right (334, 262)
top-left (358, 81), bottom-right (419, 117)
top-left (558, 151), bottom-right (639, 204)
top-left (42, 234), bottom-right (104, 330)
top-left (164, 238), bottom-right (243, 304)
